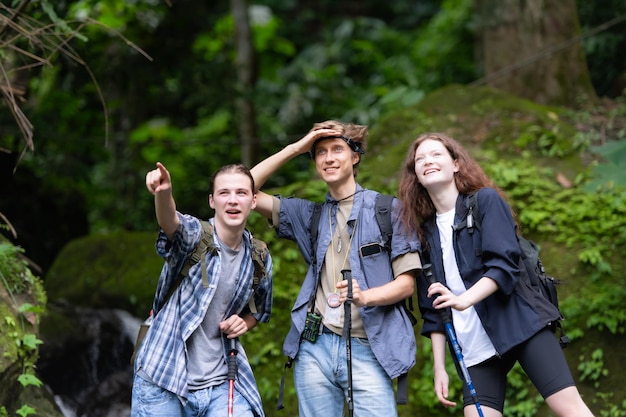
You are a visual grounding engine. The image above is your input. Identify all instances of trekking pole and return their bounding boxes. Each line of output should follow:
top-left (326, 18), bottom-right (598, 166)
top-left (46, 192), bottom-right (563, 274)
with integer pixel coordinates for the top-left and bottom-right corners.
top-left (423, 264), bottom-right (485, 417)
top-left (341, 269), bottom-right (354, 417)
top-left (227, 337), bottom-right (238, 417)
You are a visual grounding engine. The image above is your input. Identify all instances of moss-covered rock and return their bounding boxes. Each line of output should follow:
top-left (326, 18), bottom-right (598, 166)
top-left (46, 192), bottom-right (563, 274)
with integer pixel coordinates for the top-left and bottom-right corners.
top-left (44, 231), bottom-right (163, 318)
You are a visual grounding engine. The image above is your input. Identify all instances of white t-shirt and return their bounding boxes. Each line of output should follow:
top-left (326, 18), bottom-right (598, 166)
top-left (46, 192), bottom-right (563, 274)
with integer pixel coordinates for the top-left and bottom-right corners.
top-left (437, 208), bottom-right (497, 367)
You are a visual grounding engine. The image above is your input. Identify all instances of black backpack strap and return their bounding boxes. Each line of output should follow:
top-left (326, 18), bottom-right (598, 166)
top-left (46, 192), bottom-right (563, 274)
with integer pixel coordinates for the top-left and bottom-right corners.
top-left (375, 194), bottom-right (394, 249)
top-left (276, 357), bottom-right (294, 410)
top-left (396, 372), bottom-right (408, 404)
top-left (452, 192), bottom-right (481, 235)
top-left (306, 203), bottom-right (324, 313)
top-left (374, 194), bottom-right (417, 328)
top-left (309, 203), bottom-right (323, 263)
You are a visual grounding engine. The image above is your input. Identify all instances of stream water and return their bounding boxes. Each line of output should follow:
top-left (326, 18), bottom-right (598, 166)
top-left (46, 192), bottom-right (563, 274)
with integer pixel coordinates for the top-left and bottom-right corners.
top-left (39, 307), bottom-right (140, 417)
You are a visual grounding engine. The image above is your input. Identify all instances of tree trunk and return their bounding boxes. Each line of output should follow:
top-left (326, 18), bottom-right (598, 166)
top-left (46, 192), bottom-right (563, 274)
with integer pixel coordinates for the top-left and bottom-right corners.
top-left (231, 0), bottom-right (258, 167)
top-left (474, 0), bottom-right (597, 107)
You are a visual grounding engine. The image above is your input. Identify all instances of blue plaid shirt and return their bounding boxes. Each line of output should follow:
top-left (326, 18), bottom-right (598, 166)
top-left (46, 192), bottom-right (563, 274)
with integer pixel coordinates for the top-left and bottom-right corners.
top-left (133, 213), bottom-right (273, 416)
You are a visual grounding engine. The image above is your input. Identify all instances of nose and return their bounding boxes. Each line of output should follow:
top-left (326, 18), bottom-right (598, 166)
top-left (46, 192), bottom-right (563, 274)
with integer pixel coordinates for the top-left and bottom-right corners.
top-left (422, 154), bottom-right (435, 165)
top-left (323, 151), bottom-right (335, 163)
top-left (227, 192), bottom-right (238, 203)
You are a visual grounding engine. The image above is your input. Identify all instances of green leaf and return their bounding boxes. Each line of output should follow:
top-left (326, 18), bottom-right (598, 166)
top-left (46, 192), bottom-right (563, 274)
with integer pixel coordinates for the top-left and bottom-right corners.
top-left (17, 373), bottom-right (43, 388)
top-left (16, 404), bottom-right (37, 417)
top-left (21, 334), bottom-right (43, 350)
top-left (18, 303), bottom-right (44, 314)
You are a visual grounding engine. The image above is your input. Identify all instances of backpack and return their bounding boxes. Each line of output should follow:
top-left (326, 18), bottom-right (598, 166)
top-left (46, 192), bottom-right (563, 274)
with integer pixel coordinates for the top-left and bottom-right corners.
top-left (130, 220), bottom-right (268, 365)
top-left (460, 192), bottom-right (569, 348)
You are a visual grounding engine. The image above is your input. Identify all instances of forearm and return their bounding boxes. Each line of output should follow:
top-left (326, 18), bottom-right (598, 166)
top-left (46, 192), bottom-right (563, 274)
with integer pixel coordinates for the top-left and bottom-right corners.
top-left (431, 331), bottom-right (448, 372)
top-left (154, 190), bottom-right (179, 239)
top-left (242, 313), bottom-right (258, 332)
top-left (361, 272), bottom-right (415, 306)
top-left (460, 276), bottom-right (499, 307)
top-left (250, 143), bottom-right (303, 191)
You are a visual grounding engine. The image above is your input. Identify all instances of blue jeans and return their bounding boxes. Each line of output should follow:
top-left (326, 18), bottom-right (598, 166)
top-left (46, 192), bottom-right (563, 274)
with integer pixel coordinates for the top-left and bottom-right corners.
top-left (294, 330), bottom-right (397, 417)
top-left (131, 373), bottom-right (254, 417)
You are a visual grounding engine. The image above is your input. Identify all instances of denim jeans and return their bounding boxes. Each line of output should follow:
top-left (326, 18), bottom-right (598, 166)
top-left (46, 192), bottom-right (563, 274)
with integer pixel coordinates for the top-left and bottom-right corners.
top-left (294, 330), bottom-right (397, 417)
top-left (131, 373), bottom-right (253, 417)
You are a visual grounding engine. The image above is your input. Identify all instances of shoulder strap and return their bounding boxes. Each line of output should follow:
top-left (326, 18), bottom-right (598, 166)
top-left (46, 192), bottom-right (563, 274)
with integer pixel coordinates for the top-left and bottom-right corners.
top-left (250, 236), bottom-right (269, 290)
top-left (247, 234), bottom-right (269, 314)
top-left (158, 220), bottom-right (216, 311)
top-left (309, 203), bottom-right (323, 265)
top-left (310, 194), bottom-right (394, 251)
top-left (375, 194), bottom-right (394, 249)
top-left (451, 191), bottom-right (481, 235)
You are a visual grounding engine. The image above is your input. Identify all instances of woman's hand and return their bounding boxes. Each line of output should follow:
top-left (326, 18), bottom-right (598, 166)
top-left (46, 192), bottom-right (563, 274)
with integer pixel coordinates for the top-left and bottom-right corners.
top-left (428, 282), bottom-right (473, 311)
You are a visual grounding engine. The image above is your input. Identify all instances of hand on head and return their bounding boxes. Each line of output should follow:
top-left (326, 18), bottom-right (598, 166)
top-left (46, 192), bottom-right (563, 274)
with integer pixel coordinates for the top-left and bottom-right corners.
top-left (146, 162), bottom-right (172, 195)
top-left (297, 128), bottom-right (342, 154)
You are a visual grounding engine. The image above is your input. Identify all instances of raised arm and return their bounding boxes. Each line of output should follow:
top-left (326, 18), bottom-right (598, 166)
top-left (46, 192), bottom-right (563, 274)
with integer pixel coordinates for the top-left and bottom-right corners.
top-left (250, 128), bottom-right (339, 219)
top-left (145, 162), bottom-right (180, 240)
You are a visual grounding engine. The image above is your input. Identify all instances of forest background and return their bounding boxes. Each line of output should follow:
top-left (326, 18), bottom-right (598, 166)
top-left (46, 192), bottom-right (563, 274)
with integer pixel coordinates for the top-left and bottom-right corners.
top-left (1, 0), bottom-right (626, 416)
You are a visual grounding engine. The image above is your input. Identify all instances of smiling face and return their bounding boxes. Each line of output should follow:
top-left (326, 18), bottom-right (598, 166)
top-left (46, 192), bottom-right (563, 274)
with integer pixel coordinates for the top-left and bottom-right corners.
top-left (312, 137), bottom-right (360, 188)
top-left (414, 138), bottom-right (459, 191)
top-left (209, 172), bottom-right (256, 231)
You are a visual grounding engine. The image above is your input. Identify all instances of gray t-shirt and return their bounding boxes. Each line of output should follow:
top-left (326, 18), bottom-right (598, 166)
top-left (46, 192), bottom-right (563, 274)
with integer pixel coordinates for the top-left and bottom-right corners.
top-left (187, 237), bottom-right (244, 390)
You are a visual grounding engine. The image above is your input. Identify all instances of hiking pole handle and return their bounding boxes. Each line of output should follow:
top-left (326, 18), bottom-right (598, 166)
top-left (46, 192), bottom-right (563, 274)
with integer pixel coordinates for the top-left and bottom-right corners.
top-left (341, 269), bottom-right (353, 338)
top-left (423, 263), bottom-right (436, 285)
top-left (341, 269), bottom-right (353, 303)
top-left (423, 264), bottom-right (452, 324)
top-left (227, 338), bottom-right (238, 381)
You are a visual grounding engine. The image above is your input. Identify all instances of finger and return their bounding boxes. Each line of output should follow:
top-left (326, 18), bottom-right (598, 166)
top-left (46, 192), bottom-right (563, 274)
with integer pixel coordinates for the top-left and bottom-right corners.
top-left (156, 162), bottom-right (170, 181)
top-left (145, 170), bottom-right (160, 193)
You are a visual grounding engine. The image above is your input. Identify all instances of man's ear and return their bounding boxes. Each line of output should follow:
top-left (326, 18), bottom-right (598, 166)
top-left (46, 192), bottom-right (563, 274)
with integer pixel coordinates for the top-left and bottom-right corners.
top-left (208, 194), bottom-right (215, 209)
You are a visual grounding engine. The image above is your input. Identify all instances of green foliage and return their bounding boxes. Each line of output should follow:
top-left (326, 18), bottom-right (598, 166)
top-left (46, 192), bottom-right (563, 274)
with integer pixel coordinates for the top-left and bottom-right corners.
top-left (0, 245), bottom-right (30, 294)
top-left (577, 1), bottom-right (626, 96)
top-left (596, 394), bottom-right (626, 417)
top-left (412, 0), bottom-right (476, 87)
top-left (578, 348), bottom-right (609, 389)
top-left (588, 139), bottom-right (626, 190)
top-left (514, 123), bottom-right (573, 157)
top-left (0, 242), bottom-right (46, 416)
